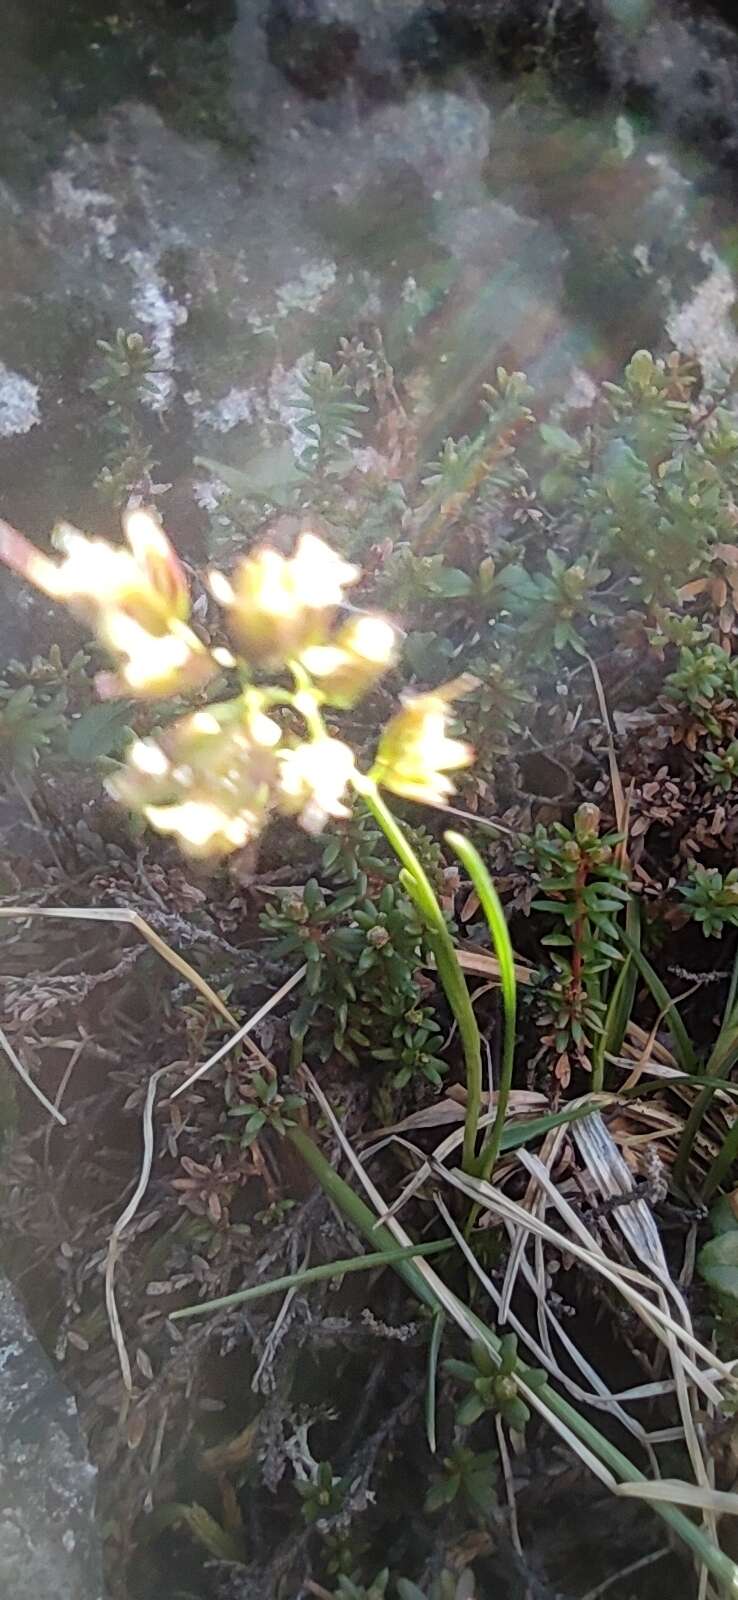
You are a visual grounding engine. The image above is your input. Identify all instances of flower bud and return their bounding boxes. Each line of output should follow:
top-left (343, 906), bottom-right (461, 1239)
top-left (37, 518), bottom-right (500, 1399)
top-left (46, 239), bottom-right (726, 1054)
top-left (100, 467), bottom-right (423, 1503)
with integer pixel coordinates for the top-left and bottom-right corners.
top-left (574, 803), bottom-right (601, 843)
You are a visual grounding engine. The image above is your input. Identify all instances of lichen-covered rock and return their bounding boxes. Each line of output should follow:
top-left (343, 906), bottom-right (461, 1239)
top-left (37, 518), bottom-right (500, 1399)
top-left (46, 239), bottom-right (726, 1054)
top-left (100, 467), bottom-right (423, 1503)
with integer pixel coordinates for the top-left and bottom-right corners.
top-left (0, 1275), bottom-right (102, 1600)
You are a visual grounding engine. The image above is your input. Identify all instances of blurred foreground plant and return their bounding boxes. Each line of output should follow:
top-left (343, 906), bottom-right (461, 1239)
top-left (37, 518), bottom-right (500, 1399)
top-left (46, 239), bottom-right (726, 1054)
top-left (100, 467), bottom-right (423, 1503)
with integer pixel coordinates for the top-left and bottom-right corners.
top-left (0, 511), bottom-right (507, 1173)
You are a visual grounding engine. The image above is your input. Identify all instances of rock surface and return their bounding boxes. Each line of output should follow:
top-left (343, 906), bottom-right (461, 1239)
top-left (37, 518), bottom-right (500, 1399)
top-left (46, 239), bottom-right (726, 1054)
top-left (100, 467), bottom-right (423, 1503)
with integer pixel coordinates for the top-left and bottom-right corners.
top-left (0, 1275), bottom-right (103, 1600)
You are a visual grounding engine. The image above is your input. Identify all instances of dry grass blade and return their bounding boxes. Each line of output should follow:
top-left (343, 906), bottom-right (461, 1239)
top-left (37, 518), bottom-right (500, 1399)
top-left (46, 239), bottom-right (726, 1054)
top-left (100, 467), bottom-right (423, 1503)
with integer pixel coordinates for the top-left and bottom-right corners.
top-left (572, 1115), bottom-right (716, 1551)
top-left (499, 1120), bottom-right (567, 1323)
top-left (578, 1547), bottom-right (671, 1600)
top-left (615, 1481), bottom-right (738, 1514)
top-left (624, 1022), bottom-right (676, 1067)
top-left (0, 1022), bottom-right (67, 1125)
top-left (303, 1066), bottom-right (623, 1488)
top-left (170, 965), bottom-right (307, 1098)
top-left (372, 1094), bottom-right (609, 1223)
top-left (298, 1072), bottom-right (738, 1588)
top-left (572, 1115), bottom-right (666, 1273)
top-left (0, 904), bottom-right (237, 1026)
top-left (430, 1192), bottom-right (619, 1489)
top-left (363, 1088), bottom-right (547, 1143)
top-left (453, 946), bottom-right (532, 983)
top-left (436, 1189), bottom-right (658, 1449)
top-left (106, 1063), bottom-right (174, 1392)
top-left (0, 904), bottom-right (267, 1388)
top-left (440, 1161), bottom-right (733, 1396)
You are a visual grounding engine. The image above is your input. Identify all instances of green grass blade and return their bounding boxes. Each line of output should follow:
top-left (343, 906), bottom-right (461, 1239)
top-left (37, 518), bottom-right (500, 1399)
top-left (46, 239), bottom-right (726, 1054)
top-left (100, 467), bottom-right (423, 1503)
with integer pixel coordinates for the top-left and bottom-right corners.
top-left (444, 831), bottom-right (517, 1182)
top-left (620, 931), bottom-right (698, 1075)
top-left (674, 998), bottom-right (738, 1192)
top-left (721, 938), bottom-right (738, 1033)
top-left (357, 780), bottom-right (483, 1177)
top-left (702, 1116), bottom-right (738, 1203)
top-left (426, 1311), bottom-right (445, 1454)
top-left (170, 1236), bottom-right (455, 1320)
top-left (500, 1099), bottom-right (603, 1150)
top-left (592, 900), bottom-right (640, 1091)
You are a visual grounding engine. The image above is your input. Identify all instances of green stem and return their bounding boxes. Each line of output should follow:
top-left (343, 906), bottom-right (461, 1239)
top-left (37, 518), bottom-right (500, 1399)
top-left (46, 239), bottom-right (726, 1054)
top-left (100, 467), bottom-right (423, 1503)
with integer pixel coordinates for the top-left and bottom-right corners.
top-left (171, 1236), bottom-right (456, 1319)
top-left (445, 832), bottom-right (516, 1184)
top-left (288, 1124), bottom-right (440, 1310)
top-left (674, 1005), bottom-right (738, 1193)
top-left (289, 1124), bottom-right (738, 1596)
top-left (703, 1113), bottom-right (738, 1204)
top-left (354, 777), bottom-right (483, 1175)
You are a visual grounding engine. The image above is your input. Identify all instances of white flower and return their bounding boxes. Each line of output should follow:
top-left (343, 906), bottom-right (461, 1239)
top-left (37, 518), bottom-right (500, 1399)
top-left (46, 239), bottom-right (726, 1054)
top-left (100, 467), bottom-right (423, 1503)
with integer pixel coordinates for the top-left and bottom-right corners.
top-left (374, 688), bottom-right (473, 805)
top-left (278, 737), bottom-right (356, 833)
top-left (209, 533), bottom-right (359, 668)
top-left (301, 615), bottom-right (397, 706)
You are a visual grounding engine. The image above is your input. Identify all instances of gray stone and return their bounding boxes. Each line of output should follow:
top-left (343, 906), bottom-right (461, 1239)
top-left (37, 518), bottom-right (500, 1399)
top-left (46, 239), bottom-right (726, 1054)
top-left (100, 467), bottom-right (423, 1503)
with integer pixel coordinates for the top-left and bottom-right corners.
top-left (0, 1275), bottom-right (103, 1600)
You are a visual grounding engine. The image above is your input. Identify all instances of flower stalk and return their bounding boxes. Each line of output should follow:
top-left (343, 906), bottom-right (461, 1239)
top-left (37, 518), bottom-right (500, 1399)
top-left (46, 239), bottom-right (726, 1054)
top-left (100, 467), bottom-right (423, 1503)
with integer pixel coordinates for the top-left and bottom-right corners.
top-left (354, 776), bottom-right (483, 1176)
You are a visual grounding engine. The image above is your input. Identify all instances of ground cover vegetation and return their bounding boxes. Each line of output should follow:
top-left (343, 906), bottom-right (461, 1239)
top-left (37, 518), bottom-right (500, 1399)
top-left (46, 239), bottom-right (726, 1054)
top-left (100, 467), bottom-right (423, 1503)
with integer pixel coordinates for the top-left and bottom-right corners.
top-left (5, 338), bottom-right (738, 1597)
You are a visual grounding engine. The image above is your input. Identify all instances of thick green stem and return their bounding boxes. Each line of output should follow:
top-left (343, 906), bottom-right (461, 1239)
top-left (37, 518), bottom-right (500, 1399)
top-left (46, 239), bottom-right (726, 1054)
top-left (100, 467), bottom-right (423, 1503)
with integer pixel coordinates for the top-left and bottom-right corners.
top-left (355, 777), bottom-right (483, 1174)
top-left (288, 1124), bottom-right (440, 1309)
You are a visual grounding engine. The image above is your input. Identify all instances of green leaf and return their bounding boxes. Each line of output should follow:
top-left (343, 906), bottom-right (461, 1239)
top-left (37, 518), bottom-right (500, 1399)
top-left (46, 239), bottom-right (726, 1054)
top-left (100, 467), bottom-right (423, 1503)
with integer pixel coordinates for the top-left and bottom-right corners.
top-left (710, 1195), bottom-right (738, 1237)
top-left (457, 1391), bottom-right (487, 1426)
top-left (195, 445), bottom-right (307, 505)
top-left (539, 422), bottom-right (582, 459)
top-left (67, 701), bottom-right (134, 762)
top-left (444, 1358), bottom-right (478, 1383)
top-left (531, 899), bottom-right (577, 919)
top-left (698, 1231), bottom-right (738, 1304)
top-left (426, 1310), bottom-right (445, 1454)
top-left (432, 565), bottom-right (473, 598)
top-left (425, 1477), bottom-right (455, 1513)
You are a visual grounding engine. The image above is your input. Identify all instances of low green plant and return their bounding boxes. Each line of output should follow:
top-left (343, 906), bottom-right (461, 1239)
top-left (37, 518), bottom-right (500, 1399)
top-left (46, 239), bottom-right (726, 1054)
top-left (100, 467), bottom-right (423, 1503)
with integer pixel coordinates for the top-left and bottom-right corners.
top-left (680, 863), bottom-right (738, 938)
top-left (397, 1571), bottom-right (475, 1600)
top-left (0, 513), bottom-right (491, 1169)
top-left (664, 643), bottom-right (738, 722)
top-left (262, 877), bottom-right (447, 1085)
top-left (703, 739), bottom-right (738, 791)
top-left (0, 645), bottom-right (91, 776)
top-left (327, 1574), bottom-right (390, 1600)
top-left (296, 1460), bottom-right (346, 1524)
top-left (226, 1068), bottom-right (304, 1147)
top-left (444, 1335), bottom-right (541, 1433)
top-left (524, 804), bottom-right (628, 1086)
top-left (424, 1444), bottom-right (497, 1517)
top-left (6, 503), bottom-right (738, 1594)
top-left (91, 328), bottom-right (160, 504)
top-left (498, 552), bottom-right (610, 660)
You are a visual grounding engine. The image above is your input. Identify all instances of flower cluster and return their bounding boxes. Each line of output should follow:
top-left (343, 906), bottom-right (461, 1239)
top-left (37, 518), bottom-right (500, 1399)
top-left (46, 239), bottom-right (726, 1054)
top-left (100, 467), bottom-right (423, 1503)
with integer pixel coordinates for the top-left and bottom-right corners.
top-left (0, 511), bottom-right (475, 857)
top-left (109, 703), bottom-right (282, 857)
